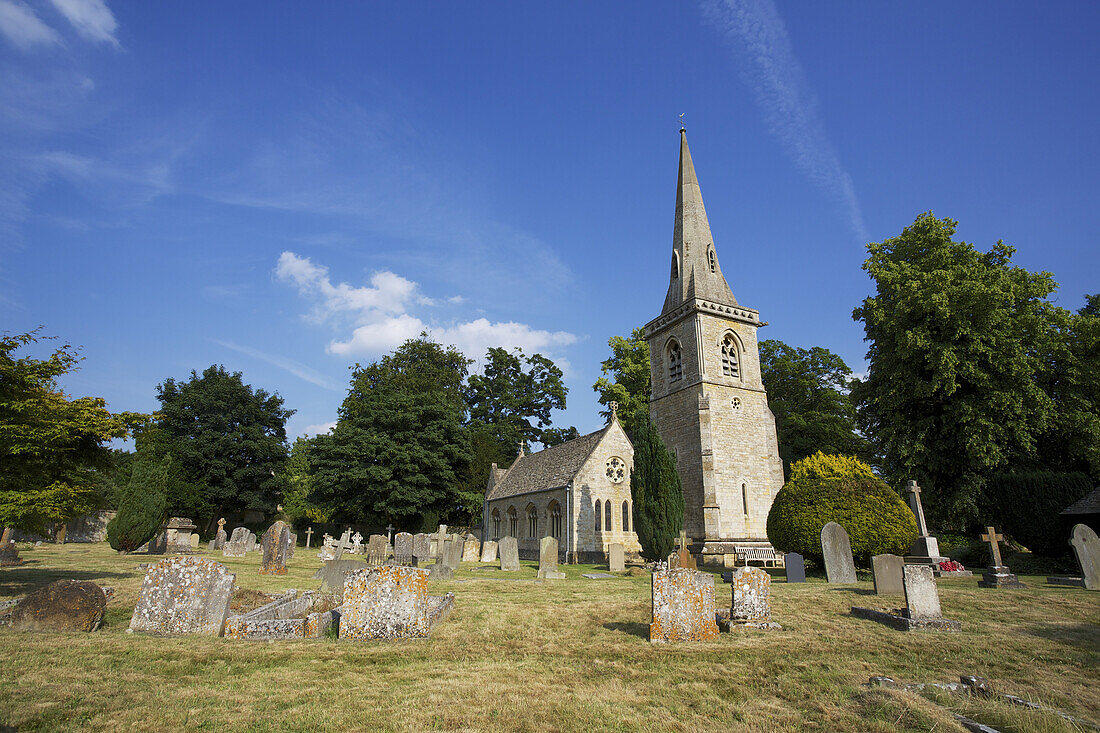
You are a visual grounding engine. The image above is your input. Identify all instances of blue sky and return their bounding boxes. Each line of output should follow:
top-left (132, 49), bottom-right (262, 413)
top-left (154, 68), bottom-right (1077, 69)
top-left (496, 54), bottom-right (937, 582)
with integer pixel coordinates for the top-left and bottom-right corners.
top-left (2, 1), bottom-right (1098, 442)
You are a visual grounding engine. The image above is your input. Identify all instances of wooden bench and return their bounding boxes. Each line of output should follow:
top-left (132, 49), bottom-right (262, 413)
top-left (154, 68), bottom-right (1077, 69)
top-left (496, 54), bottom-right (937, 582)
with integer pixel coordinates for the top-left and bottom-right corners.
top-left (735, 547), bottom-right (785, 568)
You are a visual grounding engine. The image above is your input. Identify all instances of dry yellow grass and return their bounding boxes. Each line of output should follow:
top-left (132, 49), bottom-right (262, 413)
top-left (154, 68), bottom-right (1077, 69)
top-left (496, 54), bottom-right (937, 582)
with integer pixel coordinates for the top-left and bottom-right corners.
top-left (0, 542), bottom-right (1097, 732)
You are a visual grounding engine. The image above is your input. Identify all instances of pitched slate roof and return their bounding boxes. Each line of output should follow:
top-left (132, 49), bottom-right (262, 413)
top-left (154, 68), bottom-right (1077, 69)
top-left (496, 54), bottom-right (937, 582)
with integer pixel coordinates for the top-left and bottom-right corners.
top-left (1061, 486), bottom-right (1100, 515)
top-left (486, 427), bottom-right (608, 501)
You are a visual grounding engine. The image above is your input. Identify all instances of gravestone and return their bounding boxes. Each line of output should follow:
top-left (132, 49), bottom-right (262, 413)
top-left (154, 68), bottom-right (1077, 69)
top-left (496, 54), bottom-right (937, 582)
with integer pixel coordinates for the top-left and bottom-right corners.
top-left (339, 566), bottom-right (452, 640)
top-left (537, 536), bottom-right (566, 579)
top-left (129, 556), bottom-right (236, 636)
top-left (608, 543), bottom-right (625, 573)
top-left (351, 532), bottom-right (364, 555)
top-left (904, 480), bottom-right (945, 564)
top-left (367, 534), bottom-right (388, 565)
top-left (784, 552), bottom-right (805, 583)
top-left (442, 535), bottom-right (463, 570)
top-left (223, 528), bottom-right (248, 557)
top-left (431, 524), bottom-right (448, 560)
top-left (649, 568), bottom-right (719, 643)
top-left (462, 537), bottom-right (481, 563)
top-left (480, 540), bottom-right (498, 563)
top-left (287, 533), bottom-right (297, 560)
top-left (903, 565), bottom-right (942, 619)
top-left (165, 517), bottom-right (197, 553)
top-left (189, 533), bottom-right (200, 550)
top-left (1070, 523), bottom-right (1099, 591)
top-left (229, 527), bottom-right (248, 544)
top-left (11, 580), bottom-right (106, 632)
top-left (499, 536), bottom-right (520, 571)
top-left (213, 518), bottom-right (227, 550)
top-left (872, 554), bottom-right (904, 595)
top-left (977, 526), bottom-right (1025, 588)
top-left (318, 557), bottom-right (369, 596)
top-left (730, 567), bottom-right (773, 625)
top-left (413, 533), bottom-right (431, 563)
top-left (394, 532), bottom-right (415, 566)
top-left (259, 521), bottom-right (291, 575)
top-left (821, 522), bottom-right (857, 583)
top-left (331, 529), bottom-right (353, 561)
top-left (245, 531), bottom-right (258, 552)
top-left (0, 540), bottom-right (22, 567)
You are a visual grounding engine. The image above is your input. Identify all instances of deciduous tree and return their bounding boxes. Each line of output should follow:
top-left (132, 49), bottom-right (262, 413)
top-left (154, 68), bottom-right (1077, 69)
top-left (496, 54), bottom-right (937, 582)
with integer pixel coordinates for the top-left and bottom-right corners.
top-left (593, 328), bottom-right (650, 437)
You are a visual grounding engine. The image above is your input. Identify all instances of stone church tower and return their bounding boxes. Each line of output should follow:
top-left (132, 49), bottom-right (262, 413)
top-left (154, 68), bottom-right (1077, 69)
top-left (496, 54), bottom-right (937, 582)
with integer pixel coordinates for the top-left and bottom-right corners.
top-left (643, 128), bottom-right (785, 565)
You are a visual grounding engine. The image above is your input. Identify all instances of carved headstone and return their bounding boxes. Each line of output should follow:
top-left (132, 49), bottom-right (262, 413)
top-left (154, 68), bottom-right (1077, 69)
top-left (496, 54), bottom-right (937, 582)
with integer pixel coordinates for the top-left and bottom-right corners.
top-left (872, 554), bottom-right (904, 595)
top-left (318, 558), bottom-right (368, 597)
top-left (479, 540), bottom-right (498, 563)
top-left (784, 552), bottom-right (805, 583)
top-left (1069, 524), bottom-right (1099, 591)
top-left (442, 535), bottom-right (463, 570)
top-left (821, 522), bottom-right (857, 583)
top-left (730, 567), bottom-right (771, 623)
top-left (413, 533), bottom-right (431, 562)
top-left (608, 542), bottom-right (625, 573)
top-left (367, 534), bottom-right (388, 565)
top-left (649, 568), bottom-right (719, 643)
top-left (394, 532), bottom-right (415, 566)
top-left (499, 536), bottom-right (520, 571)
top-left (340, 566), bottom-right (439, 640)
top-left (462, 537), bottom-right (481, 563)
top-left (259, 521), bottom-right (291, 575)
top-left (223, 527), bottom-right (248, 557)
top-left (129, 557), bottom-right (235, 636)
top-left (213, 518), bottom-right (227, 550)
top-left (903, 564), bottom-right (943, 619)
top-left (287, 533), bottom-right (297, 560)
top-left (537, 536), bottom-right (565, 579)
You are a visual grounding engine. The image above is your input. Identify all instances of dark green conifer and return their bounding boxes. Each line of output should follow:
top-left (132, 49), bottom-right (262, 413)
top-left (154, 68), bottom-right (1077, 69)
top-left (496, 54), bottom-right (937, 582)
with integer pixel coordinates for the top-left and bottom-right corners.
top-left (106, 451), bottom-right (169, 553)
top-left (629, 408), bottom-right (684, 561)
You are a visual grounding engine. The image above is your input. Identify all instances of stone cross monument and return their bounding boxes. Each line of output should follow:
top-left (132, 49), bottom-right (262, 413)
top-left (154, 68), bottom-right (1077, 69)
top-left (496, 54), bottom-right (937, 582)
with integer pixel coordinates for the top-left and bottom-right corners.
top-left (305, 526), bottom-right (313, 548)
top-left (904, 480), bottom-right (945, 566)
top-left (977, 525), bottom-right (1025, 589)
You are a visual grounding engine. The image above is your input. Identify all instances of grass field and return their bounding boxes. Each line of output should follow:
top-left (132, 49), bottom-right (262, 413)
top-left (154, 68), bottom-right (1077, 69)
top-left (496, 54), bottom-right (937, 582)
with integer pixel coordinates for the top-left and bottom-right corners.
top-left (0, 542), bottom-right (1097, 732)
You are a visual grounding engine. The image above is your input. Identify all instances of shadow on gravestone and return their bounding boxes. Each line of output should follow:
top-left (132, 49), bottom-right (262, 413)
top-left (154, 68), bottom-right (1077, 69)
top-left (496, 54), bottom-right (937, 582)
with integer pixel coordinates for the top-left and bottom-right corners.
top-left (821, 522), bottom-right (857, 583)
top-left (1070, 524), bottom-right (1100, 591)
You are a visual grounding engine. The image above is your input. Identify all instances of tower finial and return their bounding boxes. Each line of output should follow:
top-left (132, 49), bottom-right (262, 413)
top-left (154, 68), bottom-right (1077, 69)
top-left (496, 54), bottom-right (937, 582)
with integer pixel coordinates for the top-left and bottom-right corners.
top-left (518, 440), bottom-right (526, 458)
top-left (679, 112), bottom-right (685, 131)
top-left (609, 401), bottom-right (619, 422)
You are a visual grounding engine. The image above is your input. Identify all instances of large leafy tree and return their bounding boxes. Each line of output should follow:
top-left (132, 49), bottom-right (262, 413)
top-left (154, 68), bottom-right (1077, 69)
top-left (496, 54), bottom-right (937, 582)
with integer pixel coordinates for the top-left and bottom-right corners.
top-left (281, 435), bottom-right (330, 524)
top-left (310, 335), bottom-right (472, 530)
top-left (156, 365), bottom-right (294, 525)
top-left (759, 339), bottom-right (870, 473)
top-left (630, 407), bottom-right (684, 561)
top-left (851, 213), bottom-right (1058, 527)
top-left (465, 347), bottom-right (571, 450)
top-left (593, 328), bottom-right (651, 436)
top-left (0, 331), bottom-right (139, 534)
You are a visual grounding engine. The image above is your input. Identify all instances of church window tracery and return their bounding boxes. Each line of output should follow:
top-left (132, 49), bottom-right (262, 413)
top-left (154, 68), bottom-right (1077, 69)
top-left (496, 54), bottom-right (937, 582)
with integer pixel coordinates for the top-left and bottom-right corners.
top-left (668, 341), bottom-right (682, 382)
top-left (594, 500), bottom-right (602, 532)
top-left (605, 500), bottom-right (613, 532)
top-left (606, 457), bottom-right (626, 483)
top-left (492, 509), bottom-right (501, 539)
top-left (508, 506), bottom-right (518, 537)
top-left (622, 500), bottom-right (630, 533)
top-left (549, 501), bottom-right (562, 539)
top-left (721, 334), bottom-right (740, 378)
top-left (526, 505), bottom-right (538, 539)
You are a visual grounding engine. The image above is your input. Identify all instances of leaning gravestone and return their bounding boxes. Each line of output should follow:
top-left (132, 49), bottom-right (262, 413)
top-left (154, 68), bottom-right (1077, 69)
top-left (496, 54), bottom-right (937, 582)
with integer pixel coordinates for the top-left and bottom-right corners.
top-left (784, 552), bottom-right (806, 583)
top-left (339, 566), bottom-right (453, 640)
top-left (462, 537), bottom-right (481, 563)
top-left (821, 522), bottom-right (857, 583)
top-left (259, 521), bottom-right (291, 575)
top-left (608, 542), bottom-right (625, 573)
top-left (394, 532), bottom-right (415, 566)
top-left (537, 536), bottom-right (566, 579)
top-left (412, 533), bottom-right (431, 563)
top-left (318, 558), bottom-right (369, 597)
top-left (11, 580), bottom-right (106, 632)
top-left (903, 564), bottom-right (942, 619)
top-left (499, 536), bottom-right (520, 571)
top-left (129, 557), bottom-right (235, 636)
top-left (649, 568), bottom-right (719, 643)
top-left (1070, 523), bottom-right (1099, 591)
top-left (479, 540), bottom-right (498, 563)
top-left (872, 554), bottom-right (904, 595)
top-left (729, 567), bottom-right (775, 627)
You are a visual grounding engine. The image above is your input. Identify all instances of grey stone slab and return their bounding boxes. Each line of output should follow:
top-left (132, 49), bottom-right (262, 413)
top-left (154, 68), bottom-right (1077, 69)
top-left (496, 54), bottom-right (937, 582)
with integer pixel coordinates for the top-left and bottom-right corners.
top-left (479, 540), bottom-right (498, 563)
top-left (872, 554), bottom-right (904, 595)
top-left (412, 533), bottom-right (431, 561)
top-left (461, 538), bottom-right (481, 562)
top-left (442, 536), bottom-right (463, 570)
top-left (259, 521), bottom-right (291, 575)
top-left (730, 567), bottom-right (771, 623)
top-left (582, 573), bottom-right (615, 579)
top-left (427, 563), bottom-right (453, 581)
top-left (903, 564), bottom-right (942, 619)
top-left (394, 532), bottom-right (414, 565)
top-left (499, 536), bottom-right (519, 571)
top-left (537, 536), bottom-right (564, 579)
top-left (129, 557), bottom-right (235, 636)
top-left (821, 522), bottom-right (857, 583)
top-left (1070, 523), bottom-right (1099, 591)
top-left (608, 543), bottom-right (625, 572)
top-left (784, 552), bottom-right (806, 583)
top-left (319, 558), bottom-right (369, 596)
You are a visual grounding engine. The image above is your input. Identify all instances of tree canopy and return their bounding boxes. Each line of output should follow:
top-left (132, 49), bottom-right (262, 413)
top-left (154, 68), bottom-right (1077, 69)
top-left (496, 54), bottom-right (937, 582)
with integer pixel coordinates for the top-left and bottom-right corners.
top-left (465, 347), bottom-right (571, 450)
top-left (593, 328), bottom-right (651, 437)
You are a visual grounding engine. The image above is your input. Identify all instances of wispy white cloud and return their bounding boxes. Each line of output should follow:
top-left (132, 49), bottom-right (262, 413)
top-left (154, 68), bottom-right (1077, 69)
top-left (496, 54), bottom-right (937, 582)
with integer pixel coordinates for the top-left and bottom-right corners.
top-left (701, 0), bottom-right (869, 242)
top-left (302, 421), bottom-right (337, 436)
top-left (0, 0), bottom-right (60, 50)
top-left (214, 338), bottom-right (343, 392)
top-left (47, 0), bottom-right (118, 47)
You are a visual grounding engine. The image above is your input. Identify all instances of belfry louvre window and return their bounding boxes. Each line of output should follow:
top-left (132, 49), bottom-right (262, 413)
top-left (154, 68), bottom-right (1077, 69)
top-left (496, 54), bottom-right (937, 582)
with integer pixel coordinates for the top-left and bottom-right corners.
top-left (721, 335), bottom-right (739, 377)
top-left (668, 342), bottom-right (683, 382)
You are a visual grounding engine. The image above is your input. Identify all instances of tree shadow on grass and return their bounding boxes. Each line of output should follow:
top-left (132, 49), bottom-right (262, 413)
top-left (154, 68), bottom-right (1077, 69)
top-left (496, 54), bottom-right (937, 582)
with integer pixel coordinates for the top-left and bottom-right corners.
top-left (826, 587), bottom-right (877, 596)
top-left (0, 567), bottom-right (132, 598)
top-left (603, 621), bottom-right (649, 639)
top-left (1022, 621), bottom-right (1100, 652)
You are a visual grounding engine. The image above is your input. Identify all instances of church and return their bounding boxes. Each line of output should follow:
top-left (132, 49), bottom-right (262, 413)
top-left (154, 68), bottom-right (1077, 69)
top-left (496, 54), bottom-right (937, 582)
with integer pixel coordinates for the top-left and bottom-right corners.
top-left (482, 128), bottom-right (785, 564)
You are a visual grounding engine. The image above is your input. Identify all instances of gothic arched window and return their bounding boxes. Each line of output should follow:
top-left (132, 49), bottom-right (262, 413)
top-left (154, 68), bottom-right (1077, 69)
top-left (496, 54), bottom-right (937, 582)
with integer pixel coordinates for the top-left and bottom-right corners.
top-left (549, 501), bottom-right (562, 539)
top-left (507, 506), bottom-right (518, 538)
top-left (594, 499), bottom-right (602, 532)
top-left (492, 509), bottom-right (501, 539)
top-left (526, 505), bottom-right (538, 539)
top-left (668, 341), bottom-right (683, 382)
top-left (721, 334), bottom-right (740, 378)
top-left (622, 500), bottom-right (630, 533)
top-left (604, 500), bottom-right (613, 532)
top-left (671, 252), bottom-right (680, 279)
top-left (708, 246), bottom-right (716, 273)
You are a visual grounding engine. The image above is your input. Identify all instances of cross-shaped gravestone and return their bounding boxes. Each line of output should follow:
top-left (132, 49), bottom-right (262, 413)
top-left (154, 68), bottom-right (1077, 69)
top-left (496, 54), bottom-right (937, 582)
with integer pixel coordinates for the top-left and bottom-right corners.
top-left (217, 517), bottom-right (226, 531)
top-left (980, 526), bottom-right (1005, 567)
top-left (906, 480), bottom-right (930, 537)
top-left (305, 527), bottom-right (313, 548)
top-left (351, 532), bottom-right (364, 552)
top-left (386, 524), bottom-right (395, 543)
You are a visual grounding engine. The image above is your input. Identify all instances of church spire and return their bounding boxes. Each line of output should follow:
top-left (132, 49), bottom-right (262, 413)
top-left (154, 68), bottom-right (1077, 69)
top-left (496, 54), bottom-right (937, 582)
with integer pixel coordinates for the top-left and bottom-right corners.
top-left (662, 128), bottom-right (738, 314)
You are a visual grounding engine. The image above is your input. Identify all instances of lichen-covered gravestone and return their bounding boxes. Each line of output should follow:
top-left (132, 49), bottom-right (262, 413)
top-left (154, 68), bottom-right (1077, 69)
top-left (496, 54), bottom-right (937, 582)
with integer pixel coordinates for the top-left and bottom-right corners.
top-left (537, 536), bottom-right (565, 579)
top-left (259, 521), bottom-right (291, 575)
top-left (872, 554), bottom-right (904, 595)
top-left (479, 540), bottom-right (498, 563)
top-left (608, 542), bottom-right (625, 573)
top-left (129, 556), bottom-right (236, 636)
top-left (367, 534), bottom-right (388, 565)
top-left (287, 533), bottom-right (297, 560)
top-left (784, 552), bottom-right (805, 583)
top-left (649, 568), bottom-right (719, 643)
top-left (412, 533), bottom-right (431, 563)
top-left (394, 532), bottom-right (415, 566)
top-left (730, 567), bottom-right (772, 625)
top-left (1069, 524), bottom-right (1099, 591)
top-left (462, 537), bottom-right (481, 562)
top-left (339, 566), bottom-right (453, 640)
top-left (499, 536), bottom-right (520, 571)
top-left (821, 522), bottom-right (857, 583)
top-left (11, 580), bottom-right (106, 632)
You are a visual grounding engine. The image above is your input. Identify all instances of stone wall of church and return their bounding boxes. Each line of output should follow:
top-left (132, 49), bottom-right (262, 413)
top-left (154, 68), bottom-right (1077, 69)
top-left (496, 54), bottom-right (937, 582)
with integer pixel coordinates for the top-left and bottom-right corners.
top-left (568, 422), bottom-right (642, 563)
top-left (484, 488), bottom-right (567, 561)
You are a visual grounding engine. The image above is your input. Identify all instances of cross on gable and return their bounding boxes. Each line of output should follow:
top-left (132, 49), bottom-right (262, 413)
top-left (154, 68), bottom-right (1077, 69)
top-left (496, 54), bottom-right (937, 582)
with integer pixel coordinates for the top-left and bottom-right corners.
top-left (980, 526), bottom-right (1005, 567)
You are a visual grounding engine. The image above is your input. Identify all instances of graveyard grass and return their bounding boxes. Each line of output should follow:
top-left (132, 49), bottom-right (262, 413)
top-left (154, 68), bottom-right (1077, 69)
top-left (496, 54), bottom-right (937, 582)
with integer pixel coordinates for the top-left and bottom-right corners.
top-left (1, 544), bottom-right (1098, 732)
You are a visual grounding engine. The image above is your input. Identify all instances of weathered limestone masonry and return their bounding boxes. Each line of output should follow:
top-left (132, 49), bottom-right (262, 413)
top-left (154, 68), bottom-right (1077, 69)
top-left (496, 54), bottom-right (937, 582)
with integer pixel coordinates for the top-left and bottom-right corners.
top-left (644, 129), bottom-right (785, 566)
top-left (223, 590), bottom-right (336, 640)
top-left (259, 521), bottom-right (291, 575)
top-left (129, 557), bottom-right (236, 636)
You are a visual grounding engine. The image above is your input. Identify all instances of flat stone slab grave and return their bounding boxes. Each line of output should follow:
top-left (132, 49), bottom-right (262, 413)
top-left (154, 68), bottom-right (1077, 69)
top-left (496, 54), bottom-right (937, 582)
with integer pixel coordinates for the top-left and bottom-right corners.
top-left (129, 557), bottom-right (236, 636)
top-left (223, 590), bottom-right (336, 640)
top-left (852, 564), bottom-right (960, 632)
top-left (582, 573), bottom-right (616, 579)
top-left (339, 566), bottom-right (454, 640)
top-left (649, 568), bottom-right (719, 643)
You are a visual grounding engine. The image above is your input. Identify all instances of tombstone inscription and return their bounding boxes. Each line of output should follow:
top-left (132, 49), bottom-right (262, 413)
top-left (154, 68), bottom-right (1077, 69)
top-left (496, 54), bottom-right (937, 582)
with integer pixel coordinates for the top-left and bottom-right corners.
top-left (821, 522), bottom-right (857, 583)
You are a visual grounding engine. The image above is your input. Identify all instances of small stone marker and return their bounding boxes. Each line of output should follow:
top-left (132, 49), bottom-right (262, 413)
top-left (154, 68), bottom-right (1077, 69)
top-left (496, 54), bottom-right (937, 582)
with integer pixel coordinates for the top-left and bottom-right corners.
top-left (821, 522), bottom-right (857, 583)
top-left (480, 540), bottom-right (498, 563)
top-left (784, 552), bottom-right (805, 583)
top-left (608, 542), bottom-right (625, 572)
top-left (394, 532), bottom-right (415, 566)
top-left (649, 568), bottom-right (719, 642)
top-left (1069, 524), bottom-right (1099, 591)
top-left (11, 580), bottom-right (106, 632)
top-left (730, 567), bottom-right (773, 626)
top-left (189, 533), bottom-right (200, 550)
top-left (537, 536), bottom-right (565, 579)
top-left (367, 534), bottom-right (388, 565)
top-left (213, 518), bottom-right (227, 550)
top-left (351, 532), bottom-right (364, 555)
top-left (903, 565), bottom-right (942, 619)
top-left (675, 530), bottom-right (696, 570)
top-left (977, 526), bottom-right (1025, 588)
top-left (259, 521), bottom-right (291, 575)
top-left (129, 556), bottom-right (236, 636)
top-left (340, 566), bottom-right (452, 640)
top-left (462, 537), bottom-right (481, 562)
top-left (0, 540), bottom-right (22, 567)
top-left (872, 554), bottom-right (904, 595)
top-left (318, 558), bottom-right (368, 596)
top-left (499, 536), bottom-right (520, 571)
top-left (413, 533), bottom-right (431, 562)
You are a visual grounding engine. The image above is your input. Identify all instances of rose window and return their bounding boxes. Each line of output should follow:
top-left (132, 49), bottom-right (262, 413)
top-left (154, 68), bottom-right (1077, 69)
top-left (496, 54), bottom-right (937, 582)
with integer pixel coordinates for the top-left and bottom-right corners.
top-left (606, 457), bottom-right (626, 483)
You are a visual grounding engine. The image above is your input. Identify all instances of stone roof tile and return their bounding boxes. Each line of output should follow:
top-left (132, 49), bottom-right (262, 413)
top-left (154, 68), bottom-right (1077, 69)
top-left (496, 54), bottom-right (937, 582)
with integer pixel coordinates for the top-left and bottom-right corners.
top-left (486, 427), bottom-right (608, 501)
top-left (1061, 486), bottom-right (1100, 515)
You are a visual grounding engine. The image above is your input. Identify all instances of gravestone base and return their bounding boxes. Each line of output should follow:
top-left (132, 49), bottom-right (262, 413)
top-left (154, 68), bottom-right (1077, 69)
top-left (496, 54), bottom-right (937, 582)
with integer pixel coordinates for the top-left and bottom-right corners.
top-left (850, 606), bottom-right (961, 632)
top-left (537, 569), bottom-right (566, 579)
top-left (1046, 576), bottom-right (1086, 588)
top-left (716, 610), bottom-right (782, 631)
top-left (428, 563), bottom-right (453, 581)
top-left (978, 567), bottom-right (1026, 588)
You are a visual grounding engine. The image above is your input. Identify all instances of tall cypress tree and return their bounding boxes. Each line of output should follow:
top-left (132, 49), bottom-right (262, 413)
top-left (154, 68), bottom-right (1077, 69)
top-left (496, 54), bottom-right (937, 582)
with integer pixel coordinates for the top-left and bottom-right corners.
top-left (630, 408), bottom-right (684, 561)
top-left (106, 451), bottom-right (170, 553)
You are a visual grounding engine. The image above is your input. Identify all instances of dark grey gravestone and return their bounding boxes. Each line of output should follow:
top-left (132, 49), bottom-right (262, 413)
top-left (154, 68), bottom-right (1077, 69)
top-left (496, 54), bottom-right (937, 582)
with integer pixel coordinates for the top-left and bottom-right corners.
top-left (872, 554), bottom-right (904, 595)
top-left (784, 553), bottom-right (806, 583)
top-left (412, 533), bottom-right (431, 562)
top-left (821, 522), bottom-right (857, 584)
top-left (1070, 523), bottom-right (1099, 591)
top-left (319, 558), bottom-right (369, 596)
top-left (499, 536), bottom-right (520, 571)
top-left (903, 564), bottom-right (943, 619)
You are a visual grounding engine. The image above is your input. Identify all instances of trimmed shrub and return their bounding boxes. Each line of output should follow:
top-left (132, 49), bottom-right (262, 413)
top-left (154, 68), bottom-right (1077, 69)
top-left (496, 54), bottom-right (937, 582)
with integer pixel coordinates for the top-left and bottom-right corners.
top-left (106, 453), bottom-right (170, 553)
top-left (988, 471), bottom-right (1093, 556)
top-left (766, 452), bottom-right (918, 568)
